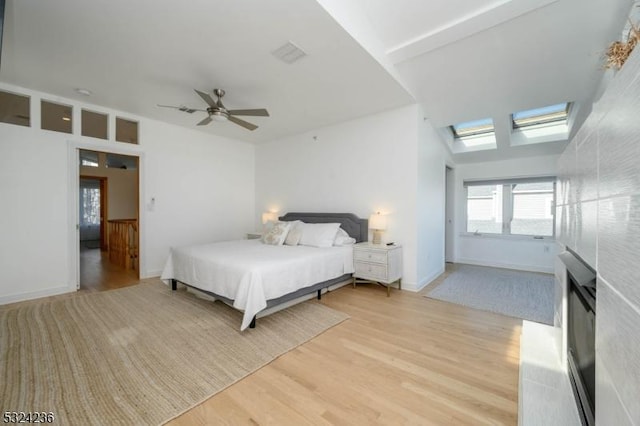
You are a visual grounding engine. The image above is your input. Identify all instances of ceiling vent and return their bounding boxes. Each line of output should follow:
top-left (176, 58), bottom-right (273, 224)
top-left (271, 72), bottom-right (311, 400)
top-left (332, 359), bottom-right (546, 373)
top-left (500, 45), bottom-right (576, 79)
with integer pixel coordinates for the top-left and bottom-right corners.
top-left (271, 41), bottom-right (307, 64)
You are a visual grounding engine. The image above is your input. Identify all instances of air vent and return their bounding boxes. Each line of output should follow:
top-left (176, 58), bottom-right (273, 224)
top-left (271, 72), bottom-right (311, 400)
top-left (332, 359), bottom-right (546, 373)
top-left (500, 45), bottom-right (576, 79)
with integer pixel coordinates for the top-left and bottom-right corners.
top-left (179, 106), bottom-right (197, 114)
top-left (271, 41), bottom-right (307, 64)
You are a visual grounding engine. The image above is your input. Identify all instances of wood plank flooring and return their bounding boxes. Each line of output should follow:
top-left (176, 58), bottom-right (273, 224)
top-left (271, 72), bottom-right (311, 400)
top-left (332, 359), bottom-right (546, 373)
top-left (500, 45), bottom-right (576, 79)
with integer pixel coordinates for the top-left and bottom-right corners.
top-left (169, 282), bottom-right (522, 425)
top-left (79, 247), bottom-right (138, 292)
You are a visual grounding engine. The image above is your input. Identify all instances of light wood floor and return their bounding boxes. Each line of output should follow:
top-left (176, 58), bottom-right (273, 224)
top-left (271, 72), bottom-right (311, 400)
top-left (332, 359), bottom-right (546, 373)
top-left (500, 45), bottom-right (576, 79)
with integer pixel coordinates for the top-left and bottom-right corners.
top-left (79, 247), bottom-right (138, 292)
top-left (170, 279), bottom-right (522, 425)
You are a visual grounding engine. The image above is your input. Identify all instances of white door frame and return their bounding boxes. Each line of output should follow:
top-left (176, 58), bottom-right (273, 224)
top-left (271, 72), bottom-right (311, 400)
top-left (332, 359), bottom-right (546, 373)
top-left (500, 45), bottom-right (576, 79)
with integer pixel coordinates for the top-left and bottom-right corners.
top-left (445, 165), bottom-right (455, 263)
top-left (67, 140), bottom-right (145, 291)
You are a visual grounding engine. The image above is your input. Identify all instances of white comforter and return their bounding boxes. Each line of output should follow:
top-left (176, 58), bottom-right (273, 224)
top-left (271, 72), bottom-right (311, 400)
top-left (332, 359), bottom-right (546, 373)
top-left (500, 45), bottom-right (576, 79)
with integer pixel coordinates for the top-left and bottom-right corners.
top-left (161, 239), bottom-right (354, 330)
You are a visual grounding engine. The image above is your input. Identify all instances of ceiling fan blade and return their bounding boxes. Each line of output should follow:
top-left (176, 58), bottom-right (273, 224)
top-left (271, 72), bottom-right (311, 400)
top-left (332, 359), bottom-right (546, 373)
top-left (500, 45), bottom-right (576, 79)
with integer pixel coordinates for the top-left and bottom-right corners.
top-left (194, 89), bottom-right (217, 108)
top-left (228, 115), bottom-right (258, 131)
top-left (227, 108), bottom-right (269, 117)
top-left (197, 116), bottom-right (213, 126)
top-left (157, 104), bottom-right (182, 109)
top-left (158, 104), bottom-right (206, 114)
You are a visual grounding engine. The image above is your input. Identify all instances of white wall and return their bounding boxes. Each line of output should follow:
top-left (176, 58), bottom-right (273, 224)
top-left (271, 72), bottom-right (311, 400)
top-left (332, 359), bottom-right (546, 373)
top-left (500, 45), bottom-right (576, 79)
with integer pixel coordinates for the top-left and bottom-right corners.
top-left (255, 104), bottom-right (447, 290)
top-left (454, 154), bottom-right (559, 273)
top-left (417, 114), bottom-right (453, 288)
top-left (0, 82), bottom-right (255, 304)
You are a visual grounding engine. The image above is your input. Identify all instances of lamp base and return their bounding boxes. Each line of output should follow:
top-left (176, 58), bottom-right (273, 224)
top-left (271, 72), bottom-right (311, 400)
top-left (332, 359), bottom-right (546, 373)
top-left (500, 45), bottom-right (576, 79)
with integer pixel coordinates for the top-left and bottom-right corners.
top-left (372, 230), bottom-right (383, 245)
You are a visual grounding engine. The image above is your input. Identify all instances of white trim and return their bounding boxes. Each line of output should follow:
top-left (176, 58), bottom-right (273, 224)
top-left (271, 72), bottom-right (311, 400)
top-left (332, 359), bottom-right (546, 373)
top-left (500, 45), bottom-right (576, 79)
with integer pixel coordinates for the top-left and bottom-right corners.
top-left (0, 285), bottom-right (73, 305)
top-left (455, 258), bottom-right (554, 274)
top-left (459, 232), bottom-right (555, 242)
top-left (412, 266), bottom-right (446, 292)
top-left (67, 144), bottom-right (80, 291)
top-left (145, 270), bottom-right (163, 279)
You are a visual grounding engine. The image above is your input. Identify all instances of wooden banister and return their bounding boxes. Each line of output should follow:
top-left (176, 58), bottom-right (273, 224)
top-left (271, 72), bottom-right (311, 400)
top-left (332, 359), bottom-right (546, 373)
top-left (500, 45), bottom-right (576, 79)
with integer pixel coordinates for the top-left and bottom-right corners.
top-left (108, 219), bottom-right (138, 271)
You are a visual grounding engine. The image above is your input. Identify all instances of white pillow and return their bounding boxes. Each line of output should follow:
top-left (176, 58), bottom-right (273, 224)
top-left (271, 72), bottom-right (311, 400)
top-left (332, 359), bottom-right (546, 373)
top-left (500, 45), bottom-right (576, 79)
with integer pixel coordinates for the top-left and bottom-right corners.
top-left (261, 221), bottom-right (291, 245)
top-left (299, 223), bottom-right (341, 248)
top-left (284, 220), bottom-right (304, 246)
top-left (334, 228), bottom-right (356, 246)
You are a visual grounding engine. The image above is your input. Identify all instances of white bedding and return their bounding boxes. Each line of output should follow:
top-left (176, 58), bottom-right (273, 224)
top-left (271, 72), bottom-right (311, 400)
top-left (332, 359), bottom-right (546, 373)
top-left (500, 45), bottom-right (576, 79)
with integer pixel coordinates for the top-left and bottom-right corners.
top-left (161, 239), bottom-right (354, 330)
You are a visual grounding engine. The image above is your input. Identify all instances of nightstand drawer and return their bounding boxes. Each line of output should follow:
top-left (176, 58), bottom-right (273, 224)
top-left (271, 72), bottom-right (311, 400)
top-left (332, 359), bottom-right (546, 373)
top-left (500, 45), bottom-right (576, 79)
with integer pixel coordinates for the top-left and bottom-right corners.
top-left (354, 262), bottom-right (388, 281)
top-left (354, 249), bottom-right (387, 264)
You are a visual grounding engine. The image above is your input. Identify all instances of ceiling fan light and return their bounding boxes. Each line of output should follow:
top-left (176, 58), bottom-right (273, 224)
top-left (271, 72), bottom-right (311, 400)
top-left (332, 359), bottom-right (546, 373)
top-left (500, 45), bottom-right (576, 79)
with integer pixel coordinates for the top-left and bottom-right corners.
top-left (211, 111), bottom-right (228, 122)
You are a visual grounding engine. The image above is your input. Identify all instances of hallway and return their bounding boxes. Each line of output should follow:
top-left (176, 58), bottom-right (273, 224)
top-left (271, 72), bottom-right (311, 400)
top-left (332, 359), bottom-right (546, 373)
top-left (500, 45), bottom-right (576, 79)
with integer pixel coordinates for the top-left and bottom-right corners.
top-left (80, 247), bottom-right (138, 292)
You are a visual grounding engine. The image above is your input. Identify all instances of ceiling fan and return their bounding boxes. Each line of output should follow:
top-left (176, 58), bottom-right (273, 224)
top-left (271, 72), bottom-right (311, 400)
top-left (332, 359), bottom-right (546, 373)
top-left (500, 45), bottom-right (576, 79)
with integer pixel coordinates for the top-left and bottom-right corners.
top-left (158, 89), bottom-right (269, 131)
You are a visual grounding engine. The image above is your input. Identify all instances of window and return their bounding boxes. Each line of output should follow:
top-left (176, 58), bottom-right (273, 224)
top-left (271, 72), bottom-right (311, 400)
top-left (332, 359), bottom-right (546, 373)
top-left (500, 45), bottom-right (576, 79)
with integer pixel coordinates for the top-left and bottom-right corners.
top-left (451, 118), bottom-right (494, 138)
top-left (80, 150), bottom-right (99, 167)
top-left (116, 117), bottom-right (138, 144)
top-left (41, 100), bottom-right (72, 134)
top-left (512, 103), bottom-right (569, 129)
top-left (82, 109), bottom-right (108, 139)
top-left (467, 184), bottom-right (503, 234)
top-left (106, 153), bottom-right (137, 170)
top-left (511, 182), bottom-right (555, 236)
top-left (450, 118), bottom-right (497, 153)
top-left (81, 188), bottom-right (100, 225)
top-left (0, 89), bottom-right (30, 127)
top-left (465, 177), bottom-right (555, 237)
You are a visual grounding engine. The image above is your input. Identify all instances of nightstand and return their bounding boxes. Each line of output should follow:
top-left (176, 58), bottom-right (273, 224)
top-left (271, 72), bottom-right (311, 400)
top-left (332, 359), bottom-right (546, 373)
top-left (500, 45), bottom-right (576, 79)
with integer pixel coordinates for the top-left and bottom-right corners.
top-left (246, 232), bottom-right (263, 240)
top-left (352, 242), bottom-right (402, 296)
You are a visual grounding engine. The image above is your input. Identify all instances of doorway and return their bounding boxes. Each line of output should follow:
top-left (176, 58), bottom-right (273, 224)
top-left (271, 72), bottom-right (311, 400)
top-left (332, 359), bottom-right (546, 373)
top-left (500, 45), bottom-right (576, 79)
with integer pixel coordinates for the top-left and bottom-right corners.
top-left (78, 149), bottom-right (140, 291)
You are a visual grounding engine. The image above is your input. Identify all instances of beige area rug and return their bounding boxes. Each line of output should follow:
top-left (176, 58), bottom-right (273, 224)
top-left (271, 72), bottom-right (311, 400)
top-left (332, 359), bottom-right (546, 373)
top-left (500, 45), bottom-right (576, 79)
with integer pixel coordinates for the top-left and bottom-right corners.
top-left (0, 282), bottom-right (349, 425)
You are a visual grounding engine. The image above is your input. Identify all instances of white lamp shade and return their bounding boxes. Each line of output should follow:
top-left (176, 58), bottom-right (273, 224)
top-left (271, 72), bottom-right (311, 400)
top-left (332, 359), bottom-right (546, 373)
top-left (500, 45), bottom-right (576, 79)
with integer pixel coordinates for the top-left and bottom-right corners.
top-left (369, 213), bottom-right (387, 230)
top-left (262, 212), bottom-right (278, 224)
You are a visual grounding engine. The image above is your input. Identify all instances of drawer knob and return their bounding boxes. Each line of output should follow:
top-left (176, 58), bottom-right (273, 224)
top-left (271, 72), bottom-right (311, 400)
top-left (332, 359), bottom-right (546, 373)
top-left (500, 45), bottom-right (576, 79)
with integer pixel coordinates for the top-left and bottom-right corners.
top-left (368, 254), bottom-right (372, 259)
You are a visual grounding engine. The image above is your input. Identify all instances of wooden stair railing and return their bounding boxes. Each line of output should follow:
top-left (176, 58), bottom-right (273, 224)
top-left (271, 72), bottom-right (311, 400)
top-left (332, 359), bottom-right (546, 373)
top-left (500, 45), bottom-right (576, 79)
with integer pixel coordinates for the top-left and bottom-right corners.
top-left (108, 219), bottom-right (138, 271)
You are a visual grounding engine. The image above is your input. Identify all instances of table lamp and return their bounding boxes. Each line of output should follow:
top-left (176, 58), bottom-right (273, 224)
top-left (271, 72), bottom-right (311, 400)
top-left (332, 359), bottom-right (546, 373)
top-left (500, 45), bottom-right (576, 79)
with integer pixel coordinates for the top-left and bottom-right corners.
top-left (369, 212), bottom-right (387, 244)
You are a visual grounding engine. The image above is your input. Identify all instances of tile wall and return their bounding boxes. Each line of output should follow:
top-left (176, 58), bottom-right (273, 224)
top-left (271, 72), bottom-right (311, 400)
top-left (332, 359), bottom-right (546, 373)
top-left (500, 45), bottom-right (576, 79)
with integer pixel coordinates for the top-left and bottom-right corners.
top-left (556, 47), bottom-right (640, 424)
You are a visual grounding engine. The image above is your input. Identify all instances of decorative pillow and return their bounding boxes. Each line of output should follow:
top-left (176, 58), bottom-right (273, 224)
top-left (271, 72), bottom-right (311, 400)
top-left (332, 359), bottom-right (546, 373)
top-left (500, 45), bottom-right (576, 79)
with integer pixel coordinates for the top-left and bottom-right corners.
top-left (284, 220), bottom-right (304, 246)
top-left (334, 227), bottom-right (356, 246)
top-left (299, 223), bottom-right (341, 248)
top-left (261, 221), bottom-right (291, 245)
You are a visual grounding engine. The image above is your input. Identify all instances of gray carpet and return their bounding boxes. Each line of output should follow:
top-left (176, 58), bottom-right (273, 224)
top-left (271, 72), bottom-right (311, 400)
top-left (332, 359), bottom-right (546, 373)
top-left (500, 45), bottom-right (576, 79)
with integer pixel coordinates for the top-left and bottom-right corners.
top-left (426, 264), bottom-right (554, 325)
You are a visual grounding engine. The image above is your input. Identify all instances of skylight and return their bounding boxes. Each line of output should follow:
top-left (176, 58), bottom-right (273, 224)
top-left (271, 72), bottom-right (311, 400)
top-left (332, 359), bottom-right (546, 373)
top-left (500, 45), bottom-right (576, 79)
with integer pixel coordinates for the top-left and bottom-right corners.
top-left (512, 103), bottom-right (569, 129)
top-left (451, 118), bottom-right (494, 138)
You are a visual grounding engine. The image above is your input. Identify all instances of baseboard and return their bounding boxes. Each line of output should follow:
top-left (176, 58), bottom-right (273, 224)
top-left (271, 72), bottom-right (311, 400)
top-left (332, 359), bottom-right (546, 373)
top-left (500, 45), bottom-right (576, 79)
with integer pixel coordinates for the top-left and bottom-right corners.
top-left (455, 258), bottom-right (554, 274)
top-left (0, 284), bottom-right (75, 305)
top-left (410, 266), bottom-right (446, 292)
top-left (143, 270), bottom-right (163, 279)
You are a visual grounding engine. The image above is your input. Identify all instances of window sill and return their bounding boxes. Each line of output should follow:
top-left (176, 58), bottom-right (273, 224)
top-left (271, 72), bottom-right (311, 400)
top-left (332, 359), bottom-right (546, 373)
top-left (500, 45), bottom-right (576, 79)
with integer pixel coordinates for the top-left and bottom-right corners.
top-left (459, 233), bottom-right (555, 242)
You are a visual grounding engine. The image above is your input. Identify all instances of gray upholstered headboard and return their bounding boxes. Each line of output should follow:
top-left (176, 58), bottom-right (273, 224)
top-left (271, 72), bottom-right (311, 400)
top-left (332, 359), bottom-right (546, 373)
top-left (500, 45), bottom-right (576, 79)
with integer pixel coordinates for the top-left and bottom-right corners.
top-left (279, 212), bottom-right (368, 243)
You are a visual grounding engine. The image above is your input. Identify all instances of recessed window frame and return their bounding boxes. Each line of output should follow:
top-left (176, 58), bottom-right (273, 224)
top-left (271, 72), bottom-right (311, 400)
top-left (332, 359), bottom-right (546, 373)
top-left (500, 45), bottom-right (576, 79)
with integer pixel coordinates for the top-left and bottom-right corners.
top-left (81, 109), bottom-right (109, 140)
top-left (0, 89), bottom-right (31, 127)
top-left (512, 103), bottom-right (570, 130)
top-left (115, 116), bottom-right (139, 145)
top-left (464, 176), bottom-right (556, 239)
top-left (451, 118), bottom-right (495, 139)
top-left (41, 99), bottom-right (73, 134)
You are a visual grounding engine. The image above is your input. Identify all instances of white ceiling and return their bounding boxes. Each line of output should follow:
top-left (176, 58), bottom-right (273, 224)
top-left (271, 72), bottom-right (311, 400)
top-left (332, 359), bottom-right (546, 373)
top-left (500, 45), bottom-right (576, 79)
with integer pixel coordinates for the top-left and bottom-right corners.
top-left (0, 0), bottom-right (414, 144)
top-left (0, 0), bottom-right (635, 160)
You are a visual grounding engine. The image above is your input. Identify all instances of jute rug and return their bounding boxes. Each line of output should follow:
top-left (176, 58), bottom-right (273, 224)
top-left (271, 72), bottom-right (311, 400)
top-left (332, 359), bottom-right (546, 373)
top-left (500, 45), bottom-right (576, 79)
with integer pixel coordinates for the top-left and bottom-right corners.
top-left (426, 264), bottom-right (554, 325)
top-left (0, 281), bottom-right (349, 425)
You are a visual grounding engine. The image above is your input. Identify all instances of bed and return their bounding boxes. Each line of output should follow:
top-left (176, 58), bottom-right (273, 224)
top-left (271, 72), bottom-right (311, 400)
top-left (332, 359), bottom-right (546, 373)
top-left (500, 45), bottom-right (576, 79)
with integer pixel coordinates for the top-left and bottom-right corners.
top-left (161, 213), bottom-right (368, 330)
